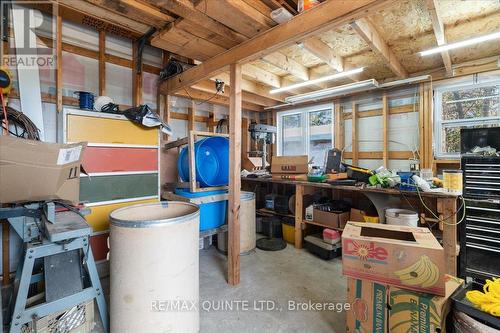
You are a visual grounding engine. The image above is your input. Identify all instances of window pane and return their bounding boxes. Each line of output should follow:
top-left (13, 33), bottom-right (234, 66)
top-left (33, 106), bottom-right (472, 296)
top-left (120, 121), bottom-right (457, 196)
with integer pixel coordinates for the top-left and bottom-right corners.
top-left (282, 113), bottom-right (305, 156)
top-left (309, 110), bottom-right (332, 166)
top-left (441, 123), bottom-right (498, 154)
top-left (442, 85), bottom-right (500, 121)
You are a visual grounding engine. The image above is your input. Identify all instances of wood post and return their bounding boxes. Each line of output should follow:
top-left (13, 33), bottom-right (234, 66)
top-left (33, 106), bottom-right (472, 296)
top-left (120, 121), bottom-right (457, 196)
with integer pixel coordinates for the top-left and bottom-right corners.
top-left (228, 63), bottom-right (242, 285)
top-left (55, 9), bottom-right (62, 113)
top-left (188, 102), bottom-right (195, 131)
top-left (334, 100), bottom-right (344, 149)
top-left (98, 30), bottom-right (106, 96)
top-left (382, 93), bottom-right (389, 167)
top-left (437, 198), bottom-right (458, 276)
top-left (294, 184), bottom-right (304, 249)
top-left (419, 83), bottom-right (426, 168)
top-left (352, 101), bottom-right (358, 165)
top-left (132, 41), bottom-right (142, 106)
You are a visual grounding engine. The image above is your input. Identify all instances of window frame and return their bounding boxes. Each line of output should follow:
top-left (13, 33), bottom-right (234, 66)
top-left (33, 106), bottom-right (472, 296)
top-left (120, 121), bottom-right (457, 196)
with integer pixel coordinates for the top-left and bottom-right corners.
top-left (433, 80), bottom-right (500, 159)
top-left (276, 103), bottom-right (334, 165)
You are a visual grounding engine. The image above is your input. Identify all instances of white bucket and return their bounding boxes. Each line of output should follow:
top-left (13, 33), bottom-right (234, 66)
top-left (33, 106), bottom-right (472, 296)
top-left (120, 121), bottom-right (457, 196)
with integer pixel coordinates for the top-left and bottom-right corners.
top-left (385, 208), bottom-right (419, 227)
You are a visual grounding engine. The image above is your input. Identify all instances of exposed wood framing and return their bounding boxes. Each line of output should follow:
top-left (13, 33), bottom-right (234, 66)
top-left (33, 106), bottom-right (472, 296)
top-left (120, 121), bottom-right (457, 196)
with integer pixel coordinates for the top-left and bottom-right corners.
top-left (211, 73), bottom-right (288, 102)
top-left (382, 93), bottom-right (388, 167)
top-left (242, 64), bottom-right (281, 88)
top-left (438, 198), bottom-right (458, 276)
top-left (419, 83), bottom-right (426, 168)
top-left (56, 9), bottom-right (63, 113)
top-left (161, 0), bottom-right (395, 94)
top-left (425, 0), bottom-right (452, 74)
top-left (188, 102), bottom-right (195, 131)
top-left (351, 101), bottom-right (358, 165)
top-left (294, 184), bottom-right (304, 249)
top-left (132, 41), bottom-right (142, 106)
top-left (262, 52), bottom-right (309, 81)
top-left (228, 63), bottom-right (242, 286)
top-left (425, 84), bottom-right (434, 169)
top-left (343, 104), bottom-right (416, 119)
top-left (301, 37), bottom-right (343, 72)
top-left (98, 30), bottom-right (106, 96)
top-left (343, 151), bottom-right (414, 159)
top-left (351, 18), bottom-right (407, 78)
top-left (334, 100), bottom-right (344, 150)
top-left (174, 87), bottom-right (263, 112)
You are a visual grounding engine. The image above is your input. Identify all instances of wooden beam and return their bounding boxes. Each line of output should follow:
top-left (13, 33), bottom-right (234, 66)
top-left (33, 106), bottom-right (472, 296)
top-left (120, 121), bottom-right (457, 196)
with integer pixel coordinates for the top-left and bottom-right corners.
top-left (132, 41), bottom-right (142, 106)
top-left (343, 151), bottom-right (414, 159)
top-left (145, 0), bottom-right (246, 43)
top-left (419, 83), bottom-right (426, 168)
top-left (301, 37), bottom-right (343, 72)
top-left (382, 93), bottom-right (388, 167)
top-left (192, 80), bottom-right (279, 107)
top-left (228, 63), bottom-right (242, 286)
top-left (334, 100), bottom-right (344, 150)
top-left (262, 52), bottom-right (309, 81)
top-left (352, 101), bottom-right (358, 165)
top-left (174, 87), bottom-right (263, 112)
top-left (211, 73), bottom-right (288, 102)
top-left (161, 0), bottom-right (394, 93)
top-left (56, 9), bottom-right (63, 113)
top-left (425, 0), bottom-right (452, 74)
top-left (188, 102), bottom-right (195, 131)
top-left (242, 64), bottom-right (281, 88)
top-left (98, 30), bottom-right (106, 96)
top-left (351, 18), bottom-right (407, 78)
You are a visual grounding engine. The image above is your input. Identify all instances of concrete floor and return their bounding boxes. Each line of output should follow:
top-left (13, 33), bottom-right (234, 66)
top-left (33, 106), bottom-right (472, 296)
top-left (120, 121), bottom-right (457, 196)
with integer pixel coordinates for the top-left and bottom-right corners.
top-left (92, 243), bottom-right (348, 333)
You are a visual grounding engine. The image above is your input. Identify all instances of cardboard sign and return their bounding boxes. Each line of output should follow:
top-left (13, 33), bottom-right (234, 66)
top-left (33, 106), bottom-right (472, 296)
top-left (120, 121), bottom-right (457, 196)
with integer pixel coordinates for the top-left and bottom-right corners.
top-left (342, 222), bottom-right (446, 296)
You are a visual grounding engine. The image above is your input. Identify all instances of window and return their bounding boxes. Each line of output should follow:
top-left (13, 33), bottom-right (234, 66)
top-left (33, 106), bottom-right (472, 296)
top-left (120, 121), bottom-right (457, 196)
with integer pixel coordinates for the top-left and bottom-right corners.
top-left (434, 81), bottom-right (500, 158)
top-left (277, 104), bottom-right (333, 167)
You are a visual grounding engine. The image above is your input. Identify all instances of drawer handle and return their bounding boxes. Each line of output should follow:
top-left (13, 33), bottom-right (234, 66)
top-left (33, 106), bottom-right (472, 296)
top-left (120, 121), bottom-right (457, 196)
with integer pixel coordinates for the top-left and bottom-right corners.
top-left (466, 170), bottom-right (500, 173)
top-left (466, 226), bottom-right (500, 234)
top-left (467, 243), bottom-right (500, 253)
top-left (466, 186), bottom-right (500, 192)
top-left (466, 176), bottom-right (500, 179)
top-left (467, 217), bottom-right (500, 225)
top-left (466, 181), bottom-right (500, 185)
top-left (467, 235), bottom-right (500, 244)
top-left (466, 206), bottom-right (500, 213)
top-left (466, 164), bottom-right (500, 167)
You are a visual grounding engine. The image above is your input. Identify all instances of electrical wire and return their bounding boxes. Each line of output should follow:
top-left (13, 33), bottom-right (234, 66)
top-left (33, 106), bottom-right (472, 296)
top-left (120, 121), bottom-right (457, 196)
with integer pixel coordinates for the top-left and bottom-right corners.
top-left (183, 87), bottom-right (221, 106)
top-left (415, 184), bottom-right (466, 226)
top-left (0, 105), bottom-right (40, 140)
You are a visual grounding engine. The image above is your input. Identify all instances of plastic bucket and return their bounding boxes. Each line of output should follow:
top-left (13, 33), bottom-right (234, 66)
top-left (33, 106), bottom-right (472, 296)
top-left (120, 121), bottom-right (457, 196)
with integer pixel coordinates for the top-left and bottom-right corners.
top-left (385, 208), bottom-right (418, 227)
top-left (177, 136), bottom-right (229, 187)
top-left (174, 188), bottom-right (227, 231)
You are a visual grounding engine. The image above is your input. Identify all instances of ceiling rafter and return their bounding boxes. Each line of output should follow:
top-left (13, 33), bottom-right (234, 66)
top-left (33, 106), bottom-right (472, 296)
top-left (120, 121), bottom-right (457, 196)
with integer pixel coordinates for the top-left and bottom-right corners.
top-left (175, 87), bottom-right (263, 112)
top-left (351, 18), bottom-right (408, 78)
top-left (424, 0), bottom-right (453, 74)
top-left (301, 37), bottom-right (343, 72)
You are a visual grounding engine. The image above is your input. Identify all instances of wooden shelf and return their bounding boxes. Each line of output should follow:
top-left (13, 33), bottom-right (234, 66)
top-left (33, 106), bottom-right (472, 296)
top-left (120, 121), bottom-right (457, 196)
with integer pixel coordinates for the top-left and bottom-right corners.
top-left (257, 208), bottom-right (294, 219)
top-left (302, 220), bottom-right (344, 231)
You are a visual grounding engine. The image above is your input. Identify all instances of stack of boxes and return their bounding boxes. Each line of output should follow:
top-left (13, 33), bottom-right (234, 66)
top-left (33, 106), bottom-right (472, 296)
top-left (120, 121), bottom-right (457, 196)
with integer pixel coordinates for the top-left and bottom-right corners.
top-left (271, 155), bottom-right (309, 181)
top-left (342, 222), bottom-right (463, 333)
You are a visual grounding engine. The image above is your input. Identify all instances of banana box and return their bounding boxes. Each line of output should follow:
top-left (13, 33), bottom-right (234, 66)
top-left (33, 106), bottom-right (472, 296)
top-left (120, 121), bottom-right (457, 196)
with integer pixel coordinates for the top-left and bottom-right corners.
top-left (347, 278), bottom-right (388, 333)
top-left (388, 275), bottom-right (464, 333)
top-left (342, 222), bottom-right (446, 296)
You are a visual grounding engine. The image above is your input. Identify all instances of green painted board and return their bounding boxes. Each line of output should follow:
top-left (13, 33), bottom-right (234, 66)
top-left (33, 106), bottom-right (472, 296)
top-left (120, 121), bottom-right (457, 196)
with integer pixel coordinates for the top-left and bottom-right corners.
top-left (80, 174), bottom-right (158, 203)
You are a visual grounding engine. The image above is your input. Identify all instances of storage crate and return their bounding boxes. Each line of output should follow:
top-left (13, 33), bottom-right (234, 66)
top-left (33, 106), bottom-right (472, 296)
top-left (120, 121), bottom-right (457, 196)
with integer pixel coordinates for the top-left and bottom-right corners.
top-left (21, 300), bottom-right (95, 333)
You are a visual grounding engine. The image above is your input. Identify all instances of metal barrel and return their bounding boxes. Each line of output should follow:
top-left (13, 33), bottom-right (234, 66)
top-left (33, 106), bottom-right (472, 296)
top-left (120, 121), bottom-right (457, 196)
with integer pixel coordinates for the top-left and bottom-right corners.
top-left (109, 201), bottom-right (200, 333)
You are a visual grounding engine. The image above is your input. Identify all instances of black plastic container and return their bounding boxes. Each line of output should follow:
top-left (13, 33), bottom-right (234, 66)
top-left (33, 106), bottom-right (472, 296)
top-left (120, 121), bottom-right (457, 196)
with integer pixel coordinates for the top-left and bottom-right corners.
top-left (303, 234), bottom-right (342, 260)
top-left (260, 216), bottom-right (283, 238)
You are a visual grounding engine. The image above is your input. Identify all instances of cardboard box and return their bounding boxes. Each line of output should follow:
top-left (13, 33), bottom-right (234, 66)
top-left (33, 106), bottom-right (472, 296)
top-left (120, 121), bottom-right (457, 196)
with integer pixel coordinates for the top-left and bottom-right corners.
top-left (327, 172), bottom-right (348, 180)
top-left (313, 208), bottom-right (349, 229)
top-left (272, 173), bottom-right (308, 181)
top-left (350, 208), bottom-right (367, 222)
top-left (346, 278), bottom-right (388, 333)
top-left (342, 222), bottom-right (446, 296)
top-left (271, 155), bottom-right (308, 174)
top-left (347, 275), bottom-right (463, 333)
top-left (388, 275), bottom-right (464, 333)
top-left (0, 136), bottom-right (86, 204)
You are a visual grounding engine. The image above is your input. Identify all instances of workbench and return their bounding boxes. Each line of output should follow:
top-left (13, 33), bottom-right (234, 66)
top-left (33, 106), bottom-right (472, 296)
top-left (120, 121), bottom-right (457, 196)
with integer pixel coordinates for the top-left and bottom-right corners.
top-left (241, 177), bottom-right (461, 276)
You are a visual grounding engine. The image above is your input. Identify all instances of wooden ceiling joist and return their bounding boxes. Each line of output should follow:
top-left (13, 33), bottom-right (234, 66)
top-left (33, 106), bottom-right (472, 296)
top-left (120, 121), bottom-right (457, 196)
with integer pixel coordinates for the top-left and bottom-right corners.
top-left (301, 37), bottom-right (343, 72)
top-left (262, 52), bottom-right (309, 81)
top-left (145, 0), bottom-right (247, 43)
top-left (351, 18), bottom-right (408, 78)
top-left (242, 64), bottom-right (282, 88)
top-left (161, 0), bottom-right (395, 94)
top-left (425, 0), bottom-right (452, 74)
top-left (211, 74), bottom-right (289, 103)
top-left (174, 87), bottom-right (263, 112)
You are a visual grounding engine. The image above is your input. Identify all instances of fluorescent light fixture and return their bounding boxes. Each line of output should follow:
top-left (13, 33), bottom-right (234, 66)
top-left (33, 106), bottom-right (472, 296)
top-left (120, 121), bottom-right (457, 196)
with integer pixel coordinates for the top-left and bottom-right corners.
top-left (379, 75), bottom-right (431, 88)
top-left (284, 79), bottom-right (378, 103)
top-left (270, 67), bottom-right (364, 94)
top-left (420, 31), bottom-right (500, 56)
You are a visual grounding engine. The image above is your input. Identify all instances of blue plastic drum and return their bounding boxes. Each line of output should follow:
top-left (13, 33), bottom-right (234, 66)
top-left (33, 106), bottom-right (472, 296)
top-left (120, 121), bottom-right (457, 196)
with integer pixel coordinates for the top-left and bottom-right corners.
top-left (177, 136), bottom-right (229, 187)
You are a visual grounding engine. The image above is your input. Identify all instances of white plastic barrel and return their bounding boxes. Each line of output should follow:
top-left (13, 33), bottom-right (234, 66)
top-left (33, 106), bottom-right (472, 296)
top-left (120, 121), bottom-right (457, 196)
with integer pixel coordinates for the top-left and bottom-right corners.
top-left (109, 201), bottom-right (200, 333)
top-left (218, 191), bottom-right (256, 254)
top-left (385, 208), bottom-right (419, 227)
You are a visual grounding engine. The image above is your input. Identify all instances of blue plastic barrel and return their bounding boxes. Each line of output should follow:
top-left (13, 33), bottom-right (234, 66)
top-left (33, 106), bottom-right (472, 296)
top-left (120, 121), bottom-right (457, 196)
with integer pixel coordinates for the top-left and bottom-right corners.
top-left (174, 189), bottom-right (227, 231)
top-left (177, 136), bottom-right (229, 187)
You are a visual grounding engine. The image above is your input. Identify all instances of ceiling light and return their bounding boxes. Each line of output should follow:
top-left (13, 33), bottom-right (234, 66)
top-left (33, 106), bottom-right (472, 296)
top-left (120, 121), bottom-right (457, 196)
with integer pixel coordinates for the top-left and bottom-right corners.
top-left (420, 31), bottom-right (500, 56)
top-left (379, 75), bottom-right (431, 88)
top-left (284, 79), bottom-right (378, 103)
top-left (270, 67), bottom-right (364, 94)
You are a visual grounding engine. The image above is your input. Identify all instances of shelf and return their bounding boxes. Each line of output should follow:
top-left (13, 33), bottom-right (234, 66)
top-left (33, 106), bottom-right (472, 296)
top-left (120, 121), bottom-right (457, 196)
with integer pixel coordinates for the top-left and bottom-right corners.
top-left (257, 208), bottom-right (294, 219)
top-left (302, 220), bottom-right (344, 231)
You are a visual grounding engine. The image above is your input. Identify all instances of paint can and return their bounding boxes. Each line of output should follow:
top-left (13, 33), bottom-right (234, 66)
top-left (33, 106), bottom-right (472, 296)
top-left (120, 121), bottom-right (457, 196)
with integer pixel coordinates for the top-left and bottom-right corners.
top-left (443, 170), bottom-right (463, 195)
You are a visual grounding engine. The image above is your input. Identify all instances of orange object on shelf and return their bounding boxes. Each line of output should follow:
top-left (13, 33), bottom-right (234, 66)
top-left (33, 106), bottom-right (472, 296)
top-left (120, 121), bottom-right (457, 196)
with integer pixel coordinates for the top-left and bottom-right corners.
top-left (298, 0), bottom-right (320, 12)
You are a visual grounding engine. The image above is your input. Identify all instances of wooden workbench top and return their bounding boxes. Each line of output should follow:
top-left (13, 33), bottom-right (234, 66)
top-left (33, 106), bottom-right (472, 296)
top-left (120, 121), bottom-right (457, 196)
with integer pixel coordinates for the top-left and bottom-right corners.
top-left (241, 176), bottom-right (460, 199)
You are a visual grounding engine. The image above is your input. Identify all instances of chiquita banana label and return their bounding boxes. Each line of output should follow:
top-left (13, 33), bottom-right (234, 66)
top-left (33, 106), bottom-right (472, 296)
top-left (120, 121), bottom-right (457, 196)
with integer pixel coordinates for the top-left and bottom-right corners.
top-left (393, 255), bottom-right (440, 288)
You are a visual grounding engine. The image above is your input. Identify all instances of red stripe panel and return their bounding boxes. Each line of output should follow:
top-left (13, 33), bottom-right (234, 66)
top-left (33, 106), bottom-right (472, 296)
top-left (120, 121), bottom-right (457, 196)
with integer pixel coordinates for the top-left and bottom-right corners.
top-left (90, 233), bottom-right (109, 262)
top-left (83, 147), bottom-right (158, 173)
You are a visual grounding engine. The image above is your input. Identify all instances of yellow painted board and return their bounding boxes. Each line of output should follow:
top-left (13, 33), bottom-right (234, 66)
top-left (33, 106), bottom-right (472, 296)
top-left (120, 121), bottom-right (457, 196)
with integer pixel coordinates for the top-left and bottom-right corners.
top-left (67, 114), bottom-right (158, 145)
top-left (85, 198), bottom-right (158, 232)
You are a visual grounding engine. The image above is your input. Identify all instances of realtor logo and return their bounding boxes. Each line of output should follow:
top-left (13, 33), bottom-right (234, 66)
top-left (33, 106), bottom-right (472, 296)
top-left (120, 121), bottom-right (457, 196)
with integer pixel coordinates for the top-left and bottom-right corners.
top-left (1, 1), bottom-right (57, 69)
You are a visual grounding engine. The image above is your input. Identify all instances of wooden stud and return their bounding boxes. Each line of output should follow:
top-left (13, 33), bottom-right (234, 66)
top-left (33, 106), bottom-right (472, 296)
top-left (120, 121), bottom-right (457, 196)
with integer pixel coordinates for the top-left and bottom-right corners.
top-left (98, 30), bottom-right (106, 96)
top-left (132, 41), bottom-right (142, 106)
top-left (437, 198), bottom-right (458, 276)
top-left (425, 0), bottom-right (452, 75)
top-left (352, 102), bottom-right (358, 165)
top-left (56, 9), bottom-right (63, 113)
top-left (334, 100), bottom-right (344, 150)
top-left (228, 63), bottom-right (242, 285)
top-left (419, 83), bottom-right (426, 168)
top-left (188, 131), bottom-right (197, 192)
top-left (188, 102), bottom-right (195, 131)
top-left (382, 93), bottom-right (389, 167)
top-left (302, 37), bottom-right (343, 72)
top-left (426, 85), bottom-right (434, 169)
top-left (294, 184), bottom-right (304, 249)
top-left (343, 151), bottom-right (414, 159)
